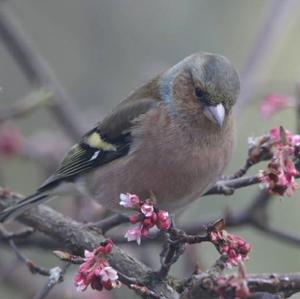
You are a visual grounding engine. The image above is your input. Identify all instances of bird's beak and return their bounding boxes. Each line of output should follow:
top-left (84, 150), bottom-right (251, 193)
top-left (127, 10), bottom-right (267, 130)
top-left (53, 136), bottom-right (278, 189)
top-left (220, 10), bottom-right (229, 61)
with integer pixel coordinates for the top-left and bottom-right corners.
top-left (203, 103), bottom-right (225, 128)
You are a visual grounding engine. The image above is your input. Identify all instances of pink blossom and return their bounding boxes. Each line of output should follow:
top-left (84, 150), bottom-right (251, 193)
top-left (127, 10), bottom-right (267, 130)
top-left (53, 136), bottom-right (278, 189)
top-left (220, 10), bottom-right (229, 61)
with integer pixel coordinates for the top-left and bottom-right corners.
top-left (84, 249), bottom-right (94, 259)
top-left (74, 240), bottom-right (121, 292)
top-left (99, 266), bottom-right (119, 282)
top-left (268, 127), bottom-right (300, 149)
top-left (258, 144), bottom-right (299, 196)
top-left (141, 217), bottom-right (156, 229)
top-left (257, 127), bottom-right (299, 196)
top-left (260, 93), bottom-right (292, 119)
top-left (156, 210), bottom-right (171, 231)
top-left (292, 134), bottom-right (300, 146)
top-left (210, 230), bottom-right (251, 267)
top-left (124, 226), bottom-right (142, 245)
top-left (119, 193), bottom-right (140, 208)
top-left (0, 125), bottom-right (23, 157)
top-left (269, 127), bottom-right (294, 145)
top-left (216, 275), bottom-right (250, 299)
top-left (140, 203), bottom-right (154, 217)
top-left (75, 278), bottom-right (88, 292)
top-left (120, 193), bottom-right (171, 244)
top-left (259, 161), bottom-right (298, 196)
top-left (98, 266), bottom-right (121, 289)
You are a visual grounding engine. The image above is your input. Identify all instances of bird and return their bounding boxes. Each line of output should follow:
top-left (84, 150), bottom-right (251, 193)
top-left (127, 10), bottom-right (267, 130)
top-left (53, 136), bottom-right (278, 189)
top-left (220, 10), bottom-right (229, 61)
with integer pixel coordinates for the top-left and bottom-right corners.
top-left (0, 52), bottom-right (240, 222)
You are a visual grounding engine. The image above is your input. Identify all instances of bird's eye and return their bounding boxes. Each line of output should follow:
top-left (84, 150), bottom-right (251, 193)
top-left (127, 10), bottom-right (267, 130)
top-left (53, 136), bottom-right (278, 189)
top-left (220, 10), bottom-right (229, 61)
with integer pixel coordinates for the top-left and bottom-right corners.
top-left (195, 88), bottom-right (205, 99)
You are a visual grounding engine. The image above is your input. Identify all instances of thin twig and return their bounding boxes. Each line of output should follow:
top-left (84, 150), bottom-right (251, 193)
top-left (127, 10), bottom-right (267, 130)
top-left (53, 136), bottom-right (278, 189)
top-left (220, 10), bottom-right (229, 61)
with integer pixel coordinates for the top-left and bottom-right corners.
top-left (130, 284), bottom-right (167, 299)
top-left (158, 219), bottom-right (219, 279)
top-left (225, 159), bottom-right (254, 180)
top-left (53, 250), bottom-right (85, 264)
top-left (32, 263), bottom-right (69, 299)
top-left (9, 239), bottom-right (50, 276)
top-left (0, 89), bottom-right (52, 122)
top-left (112, 190), bottom-right (300, 250)
top-left (8, 234), bottom-right (70, 299)
top-left (118, 273), bottom-right (166, 299)
top-left (204, 175), bottom-right (260, 196)
top-left (0, 225), bottom-right (33, 241)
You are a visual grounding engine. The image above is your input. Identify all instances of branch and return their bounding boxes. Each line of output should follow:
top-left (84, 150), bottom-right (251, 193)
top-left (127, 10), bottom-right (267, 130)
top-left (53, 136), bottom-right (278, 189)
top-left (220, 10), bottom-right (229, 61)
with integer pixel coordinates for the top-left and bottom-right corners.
top-left (204, 175), bottom-right (260, 196)
top-left (158, 219), bottom-right (219, 279)
top-left (2, 190), bottom-right (300, 298)
top-left (112, 189), bottom-right (300, 250)
top-left (6, 237), bottom-right (69, 298)
top-left (32, 263), bottom-right (69, 299)
top-left (82, 176), bottom-right (261, 235)
top-left (0, 3), bottom-right (83, 139)
top-left (0, 255), bottom-right (73, 299)
top-left (247, 273), bottom-right (300, 297)
top-left (0, 191), bottom-right (179, 299)
top-left (181, 272), bottom-right (300, 299)
top-left (9, 239), bottom-right (52, 276)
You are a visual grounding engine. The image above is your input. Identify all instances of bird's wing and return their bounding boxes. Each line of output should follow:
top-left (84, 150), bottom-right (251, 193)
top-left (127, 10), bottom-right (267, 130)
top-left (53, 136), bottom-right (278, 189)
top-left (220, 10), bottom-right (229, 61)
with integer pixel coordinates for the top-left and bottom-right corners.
top-left (38, 97), bottom-right (160, 191)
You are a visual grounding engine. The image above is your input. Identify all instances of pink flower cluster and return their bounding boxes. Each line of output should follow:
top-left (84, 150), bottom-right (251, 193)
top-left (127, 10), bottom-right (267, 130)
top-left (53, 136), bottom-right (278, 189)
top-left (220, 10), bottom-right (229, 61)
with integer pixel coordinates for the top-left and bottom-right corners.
top-left (216, 275), bottom-right (250, 299)
top-left (260, 93), bottom-right (293, 119)
top-left (0, 124), bottom-right (22, 157)
top-left (74, 239), bottom-right (121, 292)
top-left (120, 193), bottom-right (171, 245)
top-left (210, 230), bottom-right (251, 267)
top-left (258, 128), bottom-right (299, 196)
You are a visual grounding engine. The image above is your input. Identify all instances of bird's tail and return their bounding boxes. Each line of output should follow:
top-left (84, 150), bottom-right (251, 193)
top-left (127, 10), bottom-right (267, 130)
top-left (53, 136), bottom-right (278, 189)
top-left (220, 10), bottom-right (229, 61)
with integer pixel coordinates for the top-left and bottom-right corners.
top-left (0, 192), bottom-right (49, 223)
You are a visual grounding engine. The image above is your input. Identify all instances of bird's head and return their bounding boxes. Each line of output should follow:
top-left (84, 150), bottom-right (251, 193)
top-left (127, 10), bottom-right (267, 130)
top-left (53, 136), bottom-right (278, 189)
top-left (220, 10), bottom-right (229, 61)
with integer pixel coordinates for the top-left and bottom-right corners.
top-left (159, 52), bottom-right (240, 128)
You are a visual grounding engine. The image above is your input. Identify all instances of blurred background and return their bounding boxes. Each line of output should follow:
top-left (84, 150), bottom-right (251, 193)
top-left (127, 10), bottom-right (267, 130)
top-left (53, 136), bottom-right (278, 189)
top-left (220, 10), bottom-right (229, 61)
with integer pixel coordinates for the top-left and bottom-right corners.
top-left (1, 0), bottom-right (300, 298)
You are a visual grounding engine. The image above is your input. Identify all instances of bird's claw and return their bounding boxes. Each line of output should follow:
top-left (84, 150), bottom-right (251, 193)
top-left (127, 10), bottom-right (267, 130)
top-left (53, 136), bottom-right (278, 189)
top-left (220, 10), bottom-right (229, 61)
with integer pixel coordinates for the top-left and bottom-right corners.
top-left (215, 182), bottom-right (234, 195)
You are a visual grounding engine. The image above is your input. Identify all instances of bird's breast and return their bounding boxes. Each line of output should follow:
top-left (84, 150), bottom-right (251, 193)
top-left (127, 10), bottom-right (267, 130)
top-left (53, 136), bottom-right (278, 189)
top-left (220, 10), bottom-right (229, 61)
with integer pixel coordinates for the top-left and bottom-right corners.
top-left (83, 108), bottom-right (234, 212)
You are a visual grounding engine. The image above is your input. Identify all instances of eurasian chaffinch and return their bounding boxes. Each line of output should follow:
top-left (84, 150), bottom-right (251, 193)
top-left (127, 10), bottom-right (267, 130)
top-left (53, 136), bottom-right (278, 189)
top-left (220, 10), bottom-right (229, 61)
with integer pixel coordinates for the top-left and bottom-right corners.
top-left (0, 52), bottom-right (240, 222)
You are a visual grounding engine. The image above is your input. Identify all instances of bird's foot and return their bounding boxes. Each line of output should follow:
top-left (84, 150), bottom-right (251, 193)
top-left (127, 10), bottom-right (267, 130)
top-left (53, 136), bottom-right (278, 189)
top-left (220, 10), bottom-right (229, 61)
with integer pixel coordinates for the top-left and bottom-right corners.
top-left (215, 181), bottom-right (234, 195)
